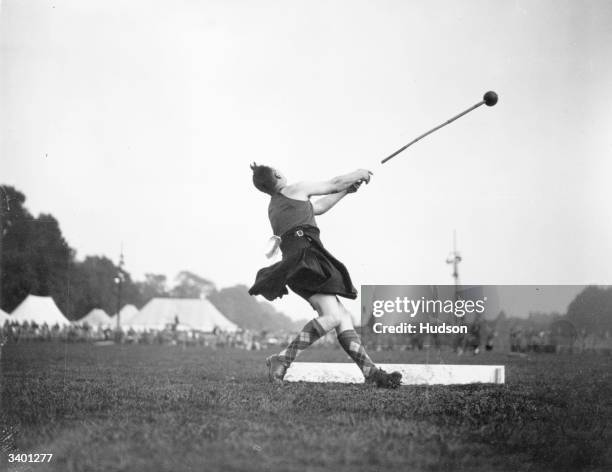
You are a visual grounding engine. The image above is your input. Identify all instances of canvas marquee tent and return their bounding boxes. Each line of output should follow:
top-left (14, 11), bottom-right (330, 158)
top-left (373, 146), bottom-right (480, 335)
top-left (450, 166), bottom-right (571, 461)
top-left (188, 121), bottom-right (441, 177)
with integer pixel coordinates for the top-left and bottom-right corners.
top-left (118, 304), bottom-right (139, 324)
top-left (125, 298), bottom-right (238, 332)
top-left (11, 295), bottom-right (69, 326)
top-left (76, 308), bottom-right (113, 328)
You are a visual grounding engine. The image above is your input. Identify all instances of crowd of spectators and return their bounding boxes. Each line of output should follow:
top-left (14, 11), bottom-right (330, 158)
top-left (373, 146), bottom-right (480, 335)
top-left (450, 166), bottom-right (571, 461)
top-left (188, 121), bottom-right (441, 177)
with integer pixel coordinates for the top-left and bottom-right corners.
top-left (510, 327), bottom-right (612, 354)
top-left (3, 319), bottom-right (610, 355)
top-left (0, 319), bottom-right (288, 350)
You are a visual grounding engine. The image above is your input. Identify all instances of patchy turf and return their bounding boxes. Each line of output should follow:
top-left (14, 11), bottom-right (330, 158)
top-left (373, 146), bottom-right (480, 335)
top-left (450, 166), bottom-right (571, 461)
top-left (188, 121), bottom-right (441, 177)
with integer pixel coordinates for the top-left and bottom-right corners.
top-left (1, 343), bottom-right (611, 472)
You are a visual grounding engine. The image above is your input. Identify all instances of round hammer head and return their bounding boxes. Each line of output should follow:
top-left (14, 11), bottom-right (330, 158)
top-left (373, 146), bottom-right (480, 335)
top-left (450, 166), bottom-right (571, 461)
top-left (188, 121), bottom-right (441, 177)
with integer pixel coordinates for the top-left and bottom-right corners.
top-left (483, 91), bottom-right (498, 106)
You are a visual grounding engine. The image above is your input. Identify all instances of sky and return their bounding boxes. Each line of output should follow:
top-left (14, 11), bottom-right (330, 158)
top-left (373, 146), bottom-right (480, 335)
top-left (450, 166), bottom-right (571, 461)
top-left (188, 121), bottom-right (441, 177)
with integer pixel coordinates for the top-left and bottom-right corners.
top-left (1, 0), bottom-right (611, 322)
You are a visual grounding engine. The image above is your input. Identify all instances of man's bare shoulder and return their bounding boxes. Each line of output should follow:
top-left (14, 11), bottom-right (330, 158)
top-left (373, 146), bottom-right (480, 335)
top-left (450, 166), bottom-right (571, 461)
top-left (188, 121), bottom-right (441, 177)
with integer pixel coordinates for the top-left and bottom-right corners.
top-left (284, 180), bottom-right (338, 198)
top-left (280, 183), bottom-right (311, 201)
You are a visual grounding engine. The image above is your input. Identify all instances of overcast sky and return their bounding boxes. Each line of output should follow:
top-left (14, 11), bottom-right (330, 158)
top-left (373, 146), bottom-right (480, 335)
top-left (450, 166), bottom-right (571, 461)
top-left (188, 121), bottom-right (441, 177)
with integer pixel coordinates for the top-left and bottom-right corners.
top-left (2, 0), bottom-right (611, 322)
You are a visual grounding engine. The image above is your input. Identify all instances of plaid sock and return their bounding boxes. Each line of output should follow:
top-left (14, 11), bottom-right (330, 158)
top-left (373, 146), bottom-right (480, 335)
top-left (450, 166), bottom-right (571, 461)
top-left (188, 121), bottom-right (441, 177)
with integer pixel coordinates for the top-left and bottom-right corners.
top-left (278, 319), bottom-right (327, 366)
top-left (337, 329), bottom-right (377, 378)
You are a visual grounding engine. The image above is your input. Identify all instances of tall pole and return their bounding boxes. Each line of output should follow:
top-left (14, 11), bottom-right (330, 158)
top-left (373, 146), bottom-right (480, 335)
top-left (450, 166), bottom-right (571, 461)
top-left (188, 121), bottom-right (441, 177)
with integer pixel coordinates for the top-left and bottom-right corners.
top-left (446, 230), bottom-right (462, 288)
top-left (446, 231), bottom-right (463, 351)
top-left (446, 230), bottom-right (463, 321)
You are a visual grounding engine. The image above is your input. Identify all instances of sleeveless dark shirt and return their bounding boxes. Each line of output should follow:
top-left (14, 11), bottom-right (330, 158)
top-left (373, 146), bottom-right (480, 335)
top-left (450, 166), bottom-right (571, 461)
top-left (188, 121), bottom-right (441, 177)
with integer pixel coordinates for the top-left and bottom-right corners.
top-left (268, 192), bottom-right (317, 236)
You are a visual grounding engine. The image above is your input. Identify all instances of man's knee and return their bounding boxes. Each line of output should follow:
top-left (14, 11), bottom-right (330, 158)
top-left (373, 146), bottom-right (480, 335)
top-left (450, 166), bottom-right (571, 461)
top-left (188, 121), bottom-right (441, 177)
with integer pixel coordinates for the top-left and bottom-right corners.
top-left (325, 306), bottom-right (346, 325)
top-left (328, 304), bottom-right (353, 329)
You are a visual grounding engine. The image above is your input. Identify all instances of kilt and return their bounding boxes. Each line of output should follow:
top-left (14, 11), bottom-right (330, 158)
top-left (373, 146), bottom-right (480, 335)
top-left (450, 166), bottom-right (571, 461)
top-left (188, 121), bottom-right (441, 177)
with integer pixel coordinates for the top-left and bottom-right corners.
top-left (248, 225), bottom-right (358, 304)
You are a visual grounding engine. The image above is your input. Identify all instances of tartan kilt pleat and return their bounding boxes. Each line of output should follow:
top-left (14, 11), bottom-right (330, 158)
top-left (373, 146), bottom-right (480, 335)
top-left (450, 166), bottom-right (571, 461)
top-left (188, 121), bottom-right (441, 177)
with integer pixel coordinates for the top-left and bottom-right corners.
top-left (248, 225), bottom-right (357, 302)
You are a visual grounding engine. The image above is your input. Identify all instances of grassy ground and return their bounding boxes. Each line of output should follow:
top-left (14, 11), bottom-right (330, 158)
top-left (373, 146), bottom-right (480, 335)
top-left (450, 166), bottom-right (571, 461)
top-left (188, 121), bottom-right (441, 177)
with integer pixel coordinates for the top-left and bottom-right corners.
top-left (1, 343), bottom-right (611, 472)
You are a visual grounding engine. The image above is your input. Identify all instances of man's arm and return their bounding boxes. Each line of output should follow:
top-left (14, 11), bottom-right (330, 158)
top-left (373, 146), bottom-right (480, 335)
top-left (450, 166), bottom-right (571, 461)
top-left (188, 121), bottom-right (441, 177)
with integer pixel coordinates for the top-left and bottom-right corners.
top-left (312, 191), bottom-right (348, 215)
top-left (283, 169), bottom-right (372, 200)
top-left (312, 181), bottom-right (363, 215)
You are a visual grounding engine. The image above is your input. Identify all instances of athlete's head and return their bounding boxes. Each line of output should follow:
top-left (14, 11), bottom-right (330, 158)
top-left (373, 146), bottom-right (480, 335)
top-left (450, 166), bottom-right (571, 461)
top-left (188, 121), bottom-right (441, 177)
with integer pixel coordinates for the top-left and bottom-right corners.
top-left (250, 162), bottom-right (286, 195)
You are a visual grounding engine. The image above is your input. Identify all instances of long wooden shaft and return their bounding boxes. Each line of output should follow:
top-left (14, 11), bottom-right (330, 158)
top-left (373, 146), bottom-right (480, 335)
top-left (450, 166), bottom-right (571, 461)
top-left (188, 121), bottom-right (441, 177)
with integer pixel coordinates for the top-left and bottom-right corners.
top-left (381, 100), bottom-right (485, 164)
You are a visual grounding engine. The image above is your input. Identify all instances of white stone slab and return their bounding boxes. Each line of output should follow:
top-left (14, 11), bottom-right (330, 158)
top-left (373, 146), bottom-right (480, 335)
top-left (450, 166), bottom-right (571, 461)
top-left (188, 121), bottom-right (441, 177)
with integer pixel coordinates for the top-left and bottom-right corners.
top-left (284, 363), bottom-right (505, 385)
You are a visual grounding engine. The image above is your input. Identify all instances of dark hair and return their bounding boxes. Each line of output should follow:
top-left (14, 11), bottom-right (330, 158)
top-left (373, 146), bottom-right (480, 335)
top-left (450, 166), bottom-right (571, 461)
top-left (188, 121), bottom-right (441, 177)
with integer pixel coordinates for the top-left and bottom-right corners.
top-left (250, 162), bottom-right (278, 195)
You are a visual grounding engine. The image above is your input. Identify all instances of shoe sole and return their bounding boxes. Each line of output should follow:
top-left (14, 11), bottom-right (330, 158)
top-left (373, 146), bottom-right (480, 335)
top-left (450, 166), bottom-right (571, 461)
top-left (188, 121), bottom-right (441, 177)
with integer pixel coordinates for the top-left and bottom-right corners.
top-left (265, 356), bottom-right (284, 384)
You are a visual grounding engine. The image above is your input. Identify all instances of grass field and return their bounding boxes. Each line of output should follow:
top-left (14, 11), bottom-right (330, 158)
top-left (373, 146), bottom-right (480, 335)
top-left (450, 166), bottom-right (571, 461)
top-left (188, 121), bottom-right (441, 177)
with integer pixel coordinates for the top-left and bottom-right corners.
top-left (1, 343), bottom-right (611, 472)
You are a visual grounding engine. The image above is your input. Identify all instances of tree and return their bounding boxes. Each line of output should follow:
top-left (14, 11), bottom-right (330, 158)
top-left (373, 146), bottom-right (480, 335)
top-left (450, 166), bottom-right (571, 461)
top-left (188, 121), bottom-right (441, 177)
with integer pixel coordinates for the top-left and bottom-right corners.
top-left (64, 256), bottom-right (143, 320)
top-left (0, 185), bottom-right (146, 319)
top-left (68, 257), bottom-right (118, 318)
top-left (208, 284), bottom-right (298, 332)
top-left (0, 186), bottom-right (74, 313)
top-left (1, 186), bottom-right (35, 311)
top-left (567, 285), bottom-right (612, 334)
top-left (34, 214), bottom-right (75, 316)
top-left (169, 271), bottom-right (216, 299)
top-left (136, 273), bottom-right (169, 304)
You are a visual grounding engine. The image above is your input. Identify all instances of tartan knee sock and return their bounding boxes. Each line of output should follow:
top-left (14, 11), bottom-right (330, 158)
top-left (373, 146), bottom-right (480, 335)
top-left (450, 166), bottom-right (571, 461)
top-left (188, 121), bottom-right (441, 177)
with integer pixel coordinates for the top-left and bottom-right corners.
top-left (337, 329), bottom-right (377, 378)
top-left (278, 319), bottom-right (327, 366)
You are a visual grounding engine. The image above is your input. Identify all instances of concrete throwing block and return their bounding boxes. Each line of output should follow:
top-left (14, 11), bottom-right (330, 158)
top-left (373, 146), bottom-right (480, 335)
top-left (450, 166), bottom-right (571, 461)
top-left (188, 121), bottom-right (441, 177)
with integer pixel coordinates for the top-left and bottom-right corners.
top-left (284, 362), bottom-right (505, 385)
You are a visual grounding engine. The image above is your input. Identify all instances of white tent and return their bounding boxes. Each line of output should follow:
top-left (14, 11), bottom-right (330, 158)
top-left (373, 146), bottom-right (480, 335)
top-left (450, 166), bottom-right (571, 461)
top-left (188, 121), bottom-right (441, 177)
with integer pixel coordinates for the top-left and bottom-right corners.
top-left (126, 298), bottom-right (238, 332)
top-left (11, 295), bottom-right (69, 326)
top-left (118, 304), bottom-right (139, 324)
top-left (76, 308), bottom-right (113, 328)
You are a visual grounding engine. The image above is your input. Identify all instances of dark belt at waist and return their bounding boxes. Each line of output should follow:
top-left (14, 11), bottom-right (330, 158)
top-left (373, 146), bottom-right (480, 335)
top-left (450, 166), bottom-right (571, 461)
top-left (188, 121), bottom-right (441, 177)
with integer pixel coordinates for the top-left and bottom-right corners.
top-left (280, 225), bottom-right (320, 241)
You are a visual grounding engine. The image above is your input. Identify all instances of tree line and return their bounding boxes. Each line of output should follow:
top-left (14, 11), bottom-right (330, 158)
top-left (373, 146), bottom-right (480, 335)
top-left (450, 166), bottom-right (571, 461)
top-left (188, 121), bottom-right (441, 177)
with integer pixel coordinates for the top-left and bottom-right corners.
top-left (4, 184), bottom-right (606, 333)
top-left (0, 185), bottom-right (298, 331)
